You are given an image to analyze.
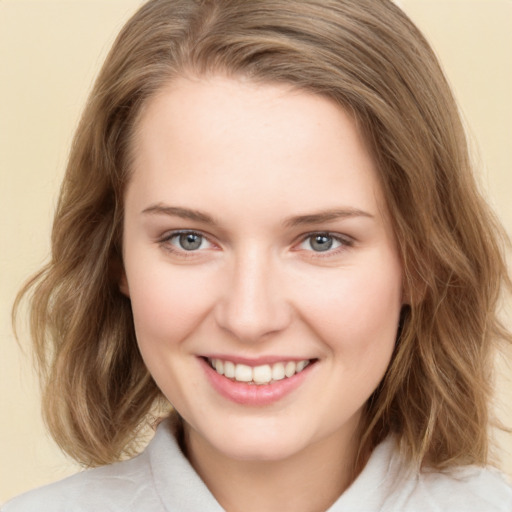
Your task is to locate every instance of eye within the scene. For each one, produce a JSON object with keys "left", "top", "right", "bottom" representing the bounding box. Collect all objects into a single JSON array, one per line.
[
  {"left": 298, "top": 233, "right": 351, "bottom": 253},
  {"left": 165, "top": 231, "right": 213, "bottom": 251}
]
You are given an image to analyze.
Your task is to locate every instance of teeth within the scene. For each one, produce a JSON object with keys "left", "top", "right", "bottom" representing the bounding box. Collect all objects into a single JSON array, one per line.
[
  {"left": 214, "top": 359, "right": 224, "bottom": 375},
  {"left": 284, "top": 361, "right": 296, "bottom": 378},
  {"left": 296, "top": 360, "right": 307, "bottom": 372},
  {"left": 253, "top": 364, "right": 272, "bottom": 384},
  {"left": 235, "top": 364, "right": 253, "bottom": 382},
  {"left": 209, "top": 358, "right": 311, "bottom": 385},
  {"left": 271, "top": 362, "right": 285, "bottom": 381},
  {"left": 224, "top": 361, "right": 235, "bottom": 378}
]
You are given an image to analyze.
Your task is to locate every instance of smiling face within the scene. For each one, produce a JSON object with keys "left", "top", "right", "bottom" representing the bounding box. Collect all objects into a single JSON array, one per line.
[{"left": 121, "top": 75, "right": 403, "bottom": 465}]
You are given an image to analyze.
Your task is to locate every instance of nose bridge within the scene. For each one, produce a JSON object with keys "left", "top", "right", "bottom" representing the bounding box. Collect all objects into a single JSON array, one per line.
[{"left": 215, "top": 245, "right": 290, "bottom": 342}]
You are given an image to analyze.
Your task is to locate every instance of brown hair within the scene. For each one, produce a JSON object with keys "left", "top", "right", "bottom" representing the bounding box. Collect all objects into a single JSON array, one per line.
[{"left": 14, "top": 0, "right": 510, "bottom": 470}]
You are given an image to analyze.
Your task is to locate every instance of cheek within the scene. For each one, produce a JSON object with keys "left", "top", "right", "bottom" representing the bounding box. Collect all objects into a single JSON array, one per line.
[
  {"left": 126, "top": 260, "right": 219, "bottom": 349},
  {"left": 297, "top": 257, "right": 403, "bottom": 356}
]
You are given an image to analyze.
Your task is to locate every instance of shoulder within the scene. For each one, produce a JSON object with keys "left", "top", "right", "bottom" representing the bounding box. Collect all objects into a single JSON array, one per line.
[
  {"left": 382, "top": 439, "right": 512, "bottom": 512},
  {"left": 337, "top": 437, "right": 512, "bottom": 512},
  {"left": 381, "top": 457, "right": 512, "bottom": 512},
  {"left": 1, "top": 449, "right": 162, "bottom": 512},
  {"left": 1, "top": 418, "right": 219, "bottom": 512},
  {"left": 408, "top": 465, "right": 512, "bottom": 512}
]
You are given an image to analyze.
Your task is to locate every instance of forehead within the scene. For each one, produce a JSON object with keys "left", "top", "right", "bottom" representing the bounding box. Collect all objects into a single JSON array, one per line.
[{"left": 128, "top": 75, "right": 388, "bottom": 224}]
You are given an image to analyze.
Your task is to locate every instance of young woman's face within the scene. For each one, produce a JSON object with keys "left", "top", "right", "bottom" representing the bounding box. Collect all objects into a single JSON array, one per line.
[{"left": 122, "top": 76, "right": 403, "bottom": 463}]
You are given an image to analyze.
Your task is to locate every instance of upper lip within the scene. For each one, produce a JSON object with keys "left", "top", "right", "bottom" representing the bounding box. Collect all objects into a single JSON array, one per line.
[{"left": 201, "top": 354, "right": 316, "bottom": 366}]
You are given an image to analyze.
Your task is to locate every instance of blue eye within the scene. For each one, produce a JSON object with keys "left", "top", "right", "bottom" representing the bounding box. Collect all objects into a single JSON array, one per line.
[
  {"left": 168, "top": 232, "right": 211, "bottom": 251},
  {"left": 310, "top": 234, "right": 335, "bottom": 252},
  {"left": 299, "top": 233, "right": 346, "bottom": 253}
]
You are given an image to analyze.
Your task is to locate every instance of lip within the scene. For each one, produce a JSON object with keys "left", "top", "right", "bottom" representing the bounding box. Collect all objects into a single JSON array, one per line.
[
  {"left": 202, "top": 353, "right": 313, "bottom": 366},
  {"left": 199, "top": 356, "right": 316, "bottom": 406}
]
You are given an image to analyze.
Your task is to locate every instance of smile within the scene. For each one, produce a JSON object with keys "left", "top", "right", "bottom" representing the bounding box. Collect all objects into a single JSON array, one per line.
[{"left": 207, "top": 358, "right": 312, "bottom": 385}]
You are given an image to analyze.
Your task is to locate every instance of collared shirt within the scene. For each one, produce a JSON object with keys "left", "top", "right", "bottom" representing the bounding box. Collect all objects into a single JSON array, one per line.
[{"left": 3, "top": 419, "right": 512, "bottom": 511}]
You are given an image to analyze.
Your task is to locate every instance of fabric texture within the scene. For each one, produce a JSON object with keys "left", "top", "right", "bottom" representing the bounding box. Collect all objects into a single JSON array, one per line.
[{"left": 3, "top": 419, "right": 512, "bottom": 511}]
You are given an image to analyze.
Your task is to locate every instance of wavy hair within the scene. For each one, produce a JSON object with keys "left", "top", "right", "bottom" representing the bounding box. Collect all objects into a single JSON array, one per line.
[{"left": 14, "top": 0, "right": 510, "bottom": 469}]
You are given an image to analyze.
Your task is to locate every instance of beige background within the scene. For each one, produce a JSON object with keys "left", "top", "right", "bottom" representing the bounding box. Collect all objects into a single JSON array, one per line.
[{"left": 1, "top": 0, "right": 511, "bottom": 503}]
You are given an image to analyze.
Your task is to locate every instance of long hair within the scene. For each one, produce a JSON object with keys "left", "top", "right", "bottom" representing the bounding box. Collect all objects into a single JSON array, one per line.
[{"left": 14, "top": 0, "right": 510, "bottom": 469}]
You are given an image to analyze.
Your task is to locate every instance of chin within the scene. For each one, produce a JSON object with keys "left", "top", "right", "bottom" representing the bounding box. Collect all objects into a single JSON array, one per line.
[
  {"left": 217, "top": 434, "right": 307, "bottom": 462},
  {"left": 189, "top": 414, "right": 313, "bottom": 463}
]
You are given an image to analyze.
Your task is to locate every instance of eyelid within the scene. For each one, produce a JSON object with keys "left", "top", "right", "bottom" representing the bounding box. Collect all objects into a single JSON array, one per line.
[
  {"left": 156, "top": 229, "right": 354, "bottom": 257},
  {"left": 158, "top": 229, "right": 218, "bottom": 254},
  {"left": 294, "top": 231, "right": 354, "bottom": 255}
]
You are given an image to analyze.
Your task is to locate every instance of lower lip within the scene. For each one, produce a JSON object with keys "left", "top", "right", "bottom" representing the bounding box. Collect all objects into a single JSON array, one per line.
[{"left": 200, "top": 358, "right": 314, "bottom": 406}]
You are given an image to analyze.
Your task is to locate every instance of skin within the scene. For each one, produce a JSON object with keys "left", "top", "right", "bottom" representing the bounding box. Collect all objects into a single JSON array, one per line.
[{"left": 121, "top": 75, "right": 404, "bottom": 512}]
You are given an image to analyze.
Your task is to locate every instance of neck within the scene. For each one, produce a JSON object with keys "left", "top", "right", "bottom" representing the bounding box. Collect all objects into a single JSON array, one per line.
[{"left": 184, "top": 423, "right": 361, "bottom": 512}]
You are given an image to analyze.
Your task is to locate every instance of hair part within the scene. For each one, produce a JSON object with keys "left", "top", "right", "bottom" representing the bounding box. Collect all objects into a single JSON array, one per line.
[{"left": 14, "top": 0, "right": 511, "bottom": 470}]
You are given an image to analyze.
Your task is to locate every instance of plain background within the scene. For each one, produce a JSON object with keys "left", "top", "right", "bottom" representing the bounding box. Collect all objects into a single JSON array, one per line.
[{"left": 1, "top": 0, "right": 511, "bottom": 503}]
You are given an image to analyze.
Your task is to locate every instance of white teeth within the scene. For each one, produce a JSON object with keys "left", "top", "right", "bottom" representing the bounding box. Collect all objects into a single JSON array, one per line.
[
  {"left": 209, "top": 358, "right": 311, "bottom": 385},
  {"left": 296, "top": 360, "right": 307, "bottom": 372},
  {"left": 214, "top": 359, "right": 224, "bottom": 375},
  {"left": 235, "top": 364, "right": 253, "bottom": 382},
  {"left": 224, "top": 361, "right": 235, "bottom": 378},
  {"left": 271, "top": 362, "right": 285, "bottom": 381},
  {"left": 284, "top": 361, "right": 296, "bottom": 378},
  {"left": 253, "top": 364, "right": 272, "bottom": 384}
]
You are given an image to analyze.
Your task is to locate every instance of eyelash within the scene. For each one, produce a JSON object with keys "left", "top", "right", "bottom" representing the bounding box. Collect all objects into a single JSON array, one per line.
[
  {"left": 158, "top": 230, "right": 354, "bottom": 258},
  {"left": 296, "top": 232, "right": 354, "bottom": 257},
  {"left": 158, "top": 230, "right": 216, "bottom": 257}
]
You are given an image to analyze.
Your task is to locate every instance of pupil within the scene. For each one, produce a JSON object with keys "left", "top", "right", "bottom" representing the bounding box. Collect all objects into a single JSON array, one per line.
[
  {"left": 179, "top": 233, "right": 202, "bottom": 250},
  {"left": 311, "top": 235, "right": 332, "bottom": 252}
]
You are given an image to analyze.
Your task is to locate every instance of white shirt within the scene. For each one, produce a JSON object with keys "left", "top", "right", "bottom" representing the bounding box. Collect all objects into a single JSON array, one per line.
[{"left": 3, "top": 419, "right": 512, "bottom": 511}]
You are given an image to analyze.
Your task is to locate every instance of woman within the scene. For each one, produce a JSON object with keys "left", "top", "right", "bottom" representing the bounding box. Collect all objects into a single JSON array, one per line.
[{"left": 5, "top": 0, "right": 512, "bottom": 510}]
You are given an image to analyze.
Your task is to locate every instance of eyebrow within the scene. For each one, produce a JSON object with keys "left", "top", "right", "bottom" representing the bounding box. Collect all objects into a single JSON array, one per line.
[
  {"left": 142, "top": 204, "right": 217, "bottom": 224},
  {"left": 142, "top": 204, "right": 373, "bottom": 227},
  {"left": 283, "top": 208, "right": 374, "bottom": 228}
]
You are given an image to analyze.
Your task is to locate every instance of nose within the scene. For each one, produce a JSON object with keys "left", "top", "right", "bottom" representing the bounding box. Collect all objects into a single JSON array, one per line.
[{"left": 214, "top": 248, "right": 292, "bottom": 343}]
